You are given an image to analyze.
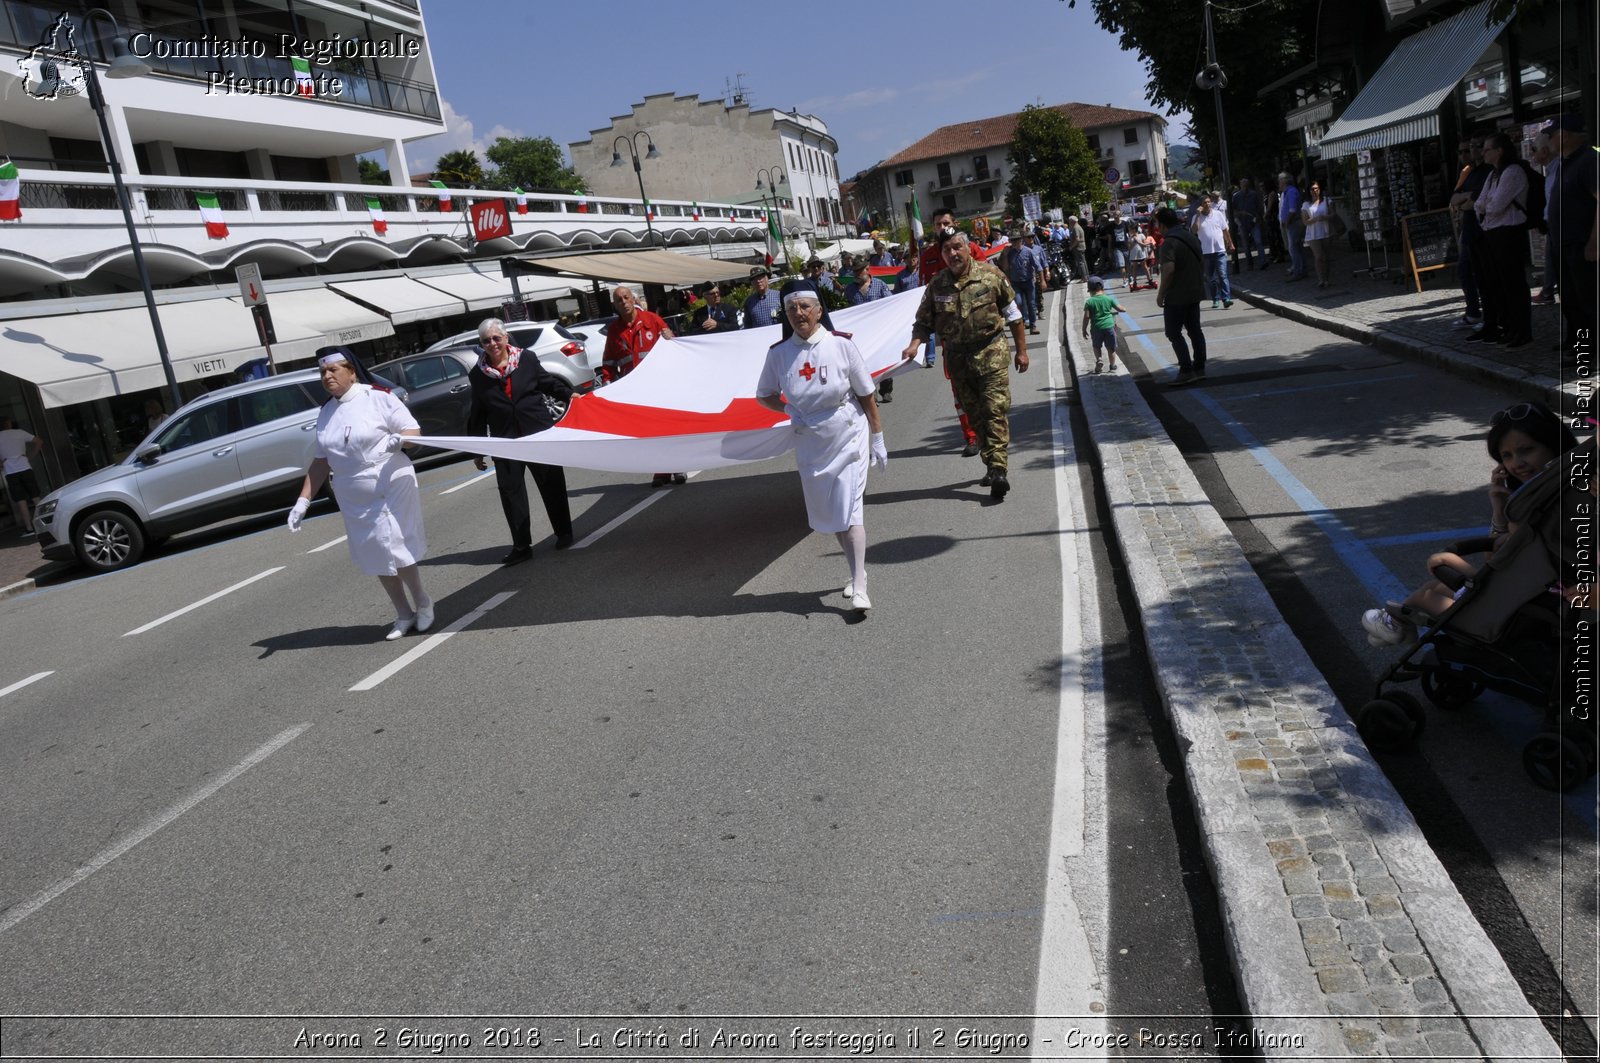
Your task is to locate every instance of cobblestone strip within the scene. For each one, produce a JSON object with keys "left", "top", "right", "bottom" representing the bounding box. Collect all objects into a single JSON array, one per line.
[{"left": 1057, "top": 287, "right": 1558, "bottom": 1060}]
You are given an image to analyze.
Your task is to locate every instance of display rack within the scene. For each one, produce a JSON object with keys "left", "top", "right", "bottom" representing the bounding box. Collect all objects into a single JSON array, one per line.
[{"left": 1354, "top": 149, "right": 1391, "bottom": 278}]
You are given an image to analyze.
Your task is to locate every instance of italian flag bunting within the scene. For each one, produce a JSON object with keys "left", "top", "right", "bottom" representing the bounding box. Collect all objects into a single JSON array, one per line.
[
  {"left": 576, "top": 194, "right": 588, "bottom": 214},
  {"left": 430, "top": 179, "right": 452, "bottom": 211},
  {"left": 644, "top": 200, "right": 654, "bottom": 221},
  {"left": 0, "top": 161, "right": 20, "bottom": 221},
  {"left": 365, "top": 196, "right": 387, "bottom": 234},
  {"left": 291, "top": 56, "right": 315, "bottom": 97},
  {"left": 195, "top": 192, "right": 228, "bottom": 238},
  {"left": 514, "top": 187, "right": 528, "bottom": 215},
  {"left": 691, "top": 201, "right": 700, "bottom": 221}
]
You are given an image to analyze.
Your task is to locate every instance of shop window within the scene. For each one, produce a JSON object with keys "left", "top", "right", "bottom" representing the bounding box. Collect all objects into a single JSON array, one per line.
[{"left": 1459, "top": 43, "right": 1511, "bottom": 121}]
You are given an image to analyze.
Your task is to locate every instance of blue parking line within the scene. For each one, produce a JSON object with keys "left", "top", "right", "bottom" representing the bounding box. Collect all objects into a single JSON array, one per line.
[{"left": 1364, "top": 527, "right": 1487, "bottom": 549}]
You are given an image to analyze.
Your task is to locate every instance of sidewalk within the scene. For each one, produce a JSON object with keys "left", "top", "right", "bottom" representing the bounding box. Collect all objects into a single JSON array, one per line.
[
  {"left": 1226, "top": 245, "right": 1574, "bottom": 408},
  {"left": 1051, "top": 287, "right": 1560, "bottom": 1060},
  {"left": 0, "top": 524, "right": 71, "bottom": 600}
]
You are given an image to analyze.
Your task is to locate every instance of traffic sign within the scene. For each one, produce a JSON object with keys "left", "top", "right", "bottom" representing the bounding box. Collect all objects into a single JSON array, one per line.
[
  {"left": 1104, "top": 167, "right": 1120, "bottom": 185},
  {"left": 236, "top": 263, "right": 266, "bottom": 306}
]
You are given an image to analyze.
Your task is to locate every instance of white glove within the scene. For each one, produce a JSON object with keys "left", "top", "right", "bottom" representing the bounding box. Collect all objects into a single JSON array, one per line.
[
  {"left": 869, "top": 432, "right": 888, "bottom": 471},
  {"left": 383, "top": 433, "right": 406, "bottom": 454},
  {"left": 287, "top": 496, "right": 310, "bottom": 533}
]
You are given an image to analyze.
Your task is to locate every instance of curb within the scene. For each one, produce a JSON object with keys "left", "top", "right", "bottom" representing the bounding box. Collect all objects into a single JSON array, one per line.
[
  {"left": 1053, "top": 286, "right": 1559, "bottom": 1060},
  {"left": 1232, "top": 287, "right": 1567, "bottom": 408},
  {"left": 0, "top": 576, "right": 38, "bottom": 601}
]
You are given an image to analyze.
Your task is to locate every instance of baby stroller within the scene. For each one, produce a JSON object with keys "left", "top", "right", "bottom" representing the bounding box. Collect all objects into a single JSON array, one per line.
[{"left": 1355, "top": 440, "right": 1597, "bottom": 792}]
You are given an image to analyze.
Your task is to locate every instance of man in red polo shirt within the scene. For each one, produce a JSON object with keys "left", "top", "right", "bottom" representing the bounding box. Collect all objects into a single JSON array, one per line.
[{"left": 601, "top": 286, "right": 684, "bottom": 487}]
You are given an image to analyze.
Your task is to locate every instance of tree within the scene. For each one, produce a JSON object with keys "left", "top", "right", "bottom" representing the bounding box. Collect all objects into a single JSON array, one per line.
[
  {"left": 482, "top": 136, "right": 585, "bottom": 194},
  {"left": 1005, "top": 104, "right": 1108, "bottom": 220},
  {"left": 433, "top": 149, "right": 483, "bottom": 187},
  {"left": 357, "top": 157, "right": 390, "bottom": 185}
]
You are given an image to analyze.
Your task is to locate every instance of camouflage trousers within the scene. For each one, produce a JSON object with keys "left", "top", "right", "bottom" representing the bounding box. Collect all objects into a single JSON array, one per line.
[{"left": 946, "top": 338, "right": 1012, "bottom": 471}]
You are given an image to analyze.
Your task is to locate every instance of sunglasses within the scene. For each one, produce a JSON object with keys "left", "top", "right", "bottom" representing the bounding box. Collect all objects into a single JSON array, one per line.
[{"left": 1491, "top": 402, "right": 1537, "bottom": 426}]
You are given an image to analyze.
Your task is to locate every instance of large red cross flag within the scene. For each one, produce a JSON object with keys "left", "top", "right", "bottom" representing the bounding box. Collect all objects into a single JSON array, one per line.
[
  {"left": 470, "top": 200, "right": 512, "bottom": 241},
  {"left": 414, "top": 288, "right": 923, "bottom": 473}
]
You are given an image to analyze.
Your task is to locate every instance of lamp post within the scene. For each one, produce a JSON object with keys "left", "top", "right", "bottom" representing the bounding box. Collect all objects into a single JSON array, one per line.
[
  {"left": 610, "top": 130, "right": 660, "bottom": 247},
  {"left": 755, "top": 166, "right": 784, "bottom": 264},
  {"left": 1199, "top": 0, "right": 1233, "bottom": 195},
  {"left": 74, "top": 8, "right": 182, "bottom": 413}
]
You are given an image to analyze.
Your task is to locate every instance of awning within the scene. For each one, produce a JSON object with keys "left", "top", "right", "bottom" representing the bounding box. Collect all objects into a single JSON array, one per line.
[
  {"left": 508, "top": 248, "right": 759, "bottom": 287},
  {"left": 813, "top": 238, "right": 878, "bottom": 263},
  {"left": 0, "top": 299, "right": 326, "bottom": 408},
  {"left": 327, "top": 277, "right": 466, "bottom": 325},
  {"left": 230, "top": 287, "right": 395, "bottom": 348},
  {"left": 413, "top": 269, "right": 576, "bottom": 310},
  {"left": 1319, "top": 0, "right": 1509, "bottom": 159}
]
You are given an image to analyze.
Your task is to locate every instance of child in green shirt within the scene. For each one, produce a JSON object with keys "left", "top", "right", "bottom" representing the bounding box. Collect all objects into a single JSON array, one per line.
[{"left": 1080, "top": 276, "right": 1126, "bottom": 373}]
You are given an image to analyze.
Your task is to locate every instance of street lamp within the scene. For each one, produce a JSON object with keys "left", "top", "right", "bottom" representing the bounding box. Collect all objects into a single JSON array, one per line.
[
  {"left": 1197, "top": 0, "right": 1232, "bottom": 194},
  {"left": 754, "top": 167, "right": 784, "bottom": 262},
  {"left": 610, "top": 130, "right": 660, "bottom": 247},
  {"left": 74, "top": 8, "right": 183, "bottom": 412}
]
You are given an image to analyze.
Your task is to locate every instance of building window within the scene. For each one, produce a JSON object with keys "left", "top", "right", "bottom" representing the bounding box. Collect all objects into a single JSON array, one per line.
[
  {"left": 937, "top": 161, "right": 952, "bottom": 187},
  {"left": 895, "top": 169, "right": 914, "bottom": 187},
  {"left": 1086, "top": 134, "right": 1100, "bottom": 154},
  {"left": 942, "top": 194, "right": 957, "bottom": 212},
  {"left": 979, "top": 187, "right": 994, "bottom": 204},
  {"left": 973, "top": 154, "right": 989, "bottom": 179},
  {"left": 1123, "top": 126, "right": 1139, "bottom": 145},
  {"left": 1129, "top": 159, "right": 1149, "bottom": 180}
]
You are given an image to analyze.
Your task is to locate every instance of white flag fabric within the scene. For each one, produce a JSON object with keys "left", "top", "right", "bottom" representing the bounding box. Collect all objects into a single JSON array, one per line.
[{"left": 415, "top": 287, "right": 924, "bottom": 473}]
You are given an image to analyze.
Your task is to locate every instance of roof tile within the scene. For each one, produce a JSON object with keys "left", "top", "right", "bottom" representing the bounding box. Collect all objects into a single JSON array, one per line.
[{"left": 881, "top": 102, "right": 1165, "bottom": 168}]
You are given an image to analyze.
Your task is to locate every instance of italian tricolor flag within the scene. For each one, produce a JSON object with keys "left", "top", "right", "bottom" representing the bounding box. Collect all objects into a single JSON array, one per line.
[
  {"left": 644, "top": 200, "right": 654, "bottom": 221},
  {"left": 195, "top": 192, "right": 228, "bottom": 238},
  {"left": 430, "top": 179, "right": 451, "bottom": 211},
  {"left": 691, "top": 201, "right": 700, "bottom": 221},
  {"left": 0, "top": 161, "right": 19, "bottom": 221},
  {"left": 365, "top": 196, "right": 387, "bottom": 234},
  {"left": 576, "top": 195, "right": 588, "bottom": 214},
  {"left": 908, "top": 189, "right": 924, "bottom": 242},
  {"left": 514, "top": 187, "right": 528, "bottom": 215},
  {"left": 291, "top": 56, "right": 314, "bottom": 97},
  {"left": 766, "top": 209, "right": 781, "bottom": 246}
]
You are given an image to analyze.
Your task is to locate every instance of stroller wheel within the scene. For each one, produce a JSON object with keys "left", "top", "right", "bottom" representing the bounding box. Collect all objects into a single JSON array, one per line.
[
  {"left": 1356, "top": 697, "right": 1425, "bottom": 753},
  {"left": 1421, "top": 670, "right": 1484, "bottom": 711},
  {"left": 1522, "top": 734, "right": 1590, "bottom": 793}
]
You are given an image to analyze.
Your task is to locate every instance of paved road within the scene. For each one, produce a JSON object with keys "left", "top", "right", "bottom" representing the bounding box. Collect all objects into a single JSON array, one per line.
[
  {"left": 0, "top": 307, "right": 1244, "bottom": 1058},
  {"left": 1103, "top": 279, "right": 1598, "bottom": 1053}
]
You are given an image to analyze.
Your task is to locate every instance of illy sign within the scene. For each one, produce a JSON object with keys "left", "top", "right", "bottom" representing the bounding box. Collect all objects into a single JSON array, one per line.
[{"left": 471, "top": 200, "right": 512, "bottom": 241}]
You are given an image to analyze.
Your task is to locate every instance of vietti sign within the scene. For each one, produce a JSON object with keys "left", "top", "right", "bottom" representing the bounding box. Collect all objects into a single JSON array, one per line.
[{"left": 470, "top": 200, "right": 512, "bottom": 242}]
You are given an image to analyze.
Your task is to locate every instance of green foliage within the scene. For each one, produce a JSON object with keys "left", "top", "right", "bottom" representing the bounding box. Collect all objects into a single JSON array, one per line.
[
  {"left": 482, "top": 136, "right": 585, "bottom": 194},
  {"left": 357, "top": 157, "right": 390, "bottom": 185},
  {"left": 1004, "top": 104, "right": 1109, "bottom": 220},
  {"left": 433, "top": 149, "right": 484, "bottom": 187}
]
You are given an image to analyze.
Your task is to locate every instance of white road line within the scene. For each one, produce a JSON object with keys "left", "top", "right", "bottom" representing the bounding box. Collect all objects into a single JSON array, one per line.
[
  {"left": 306, "top": 535, "right": 348, "bottom": 553},
  {"left": 349, "top": 591, "right": 515, "bottom": 691},
  {"left": 0, "top": 723, "right": 311, "bottom": 936},
  {"left": 121, "top": 567, "right": 285, "bottom": 637},
  {"left": 440, "top": 469, "right": 495, "bottom": 495},
  {"left": 570, "top": 472, "right": 700, "bottom": 549},
  {"left": 1035, "top": 291, "right": 1108, "bottom": 1055},
  {"left": 0, "top": 671, "right": 54, "bottom": 699}
]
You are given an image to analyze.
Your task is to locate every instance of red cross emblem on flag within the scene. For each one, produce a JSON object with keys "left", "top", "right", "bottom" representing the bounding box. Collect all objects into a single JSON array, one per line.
[{"left": 798, "top": 361, "right": 816, "bottom": 381}]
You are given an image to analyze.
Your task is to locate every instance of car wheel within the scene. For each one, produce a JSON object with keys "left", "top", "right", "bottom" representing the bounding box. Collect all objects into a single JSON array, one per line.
[{"left": 74, "top": 509, "right": 146, "bottom": 572}]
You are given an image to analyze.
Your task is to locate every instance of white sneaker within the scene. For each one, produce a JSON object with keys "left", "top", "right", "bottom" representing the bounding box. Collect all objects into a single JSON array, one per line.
[
  {"left": 850, "top": 590, "right": 872, "bottom": 612},
  {"left": 1360, "top": 608, "right": 1411, "bottom": 647},
  {"left": 385, "top": 615, "right": 416, "bottom": 641},
  {"left": 842, "top": 581, "right": 854, "bottom": 599},
  {"left": 414, "top": 605, "right": 435, "bottom": 633}
]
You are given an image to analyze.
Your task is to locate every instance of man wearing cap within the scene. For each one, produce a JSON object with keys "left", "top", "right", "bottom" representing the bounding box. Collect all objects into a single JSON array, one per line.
[
  {"left": 900, "top": 231, "right": 1029, "bottom": 500},
  {"left": 743, "top": 267, "right": 783, "bottom": 329},
  {"left": 1547, "top": 113, "right": 1598, "bottom": 361},
  {"left": 1007, "top": 229, "right": 1046, "bottom": 335},
  {"left": 806, "top": 258, "right": 838, "bottom": 293},
  {"left": 693, "top": 285, "right": 738, "bottom": 332}
]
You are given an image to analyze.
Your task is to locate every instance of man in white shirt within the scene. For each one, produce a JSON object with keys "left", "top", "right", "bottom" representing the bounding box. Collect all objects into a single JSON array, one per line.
[
  {"left": 0, "top": 417, "right": 44, "bottom": 536},
  {"left": 1191, "top": 197, "right": 1235, "bottom": 309}
]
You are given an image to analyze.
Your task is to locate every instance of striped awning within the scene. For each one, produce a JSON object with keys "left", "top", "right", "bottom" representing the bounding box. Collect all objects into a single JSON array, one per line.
[{"left": 1319, "top": 0, "right": 1510, "bottom": 159}]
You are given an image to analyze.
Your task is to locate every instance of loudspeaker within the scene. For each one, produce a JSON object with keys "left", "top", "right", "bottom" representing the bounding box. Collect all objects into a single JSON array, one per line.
[{"left": 1195, "top": 63, "right": 1228, "bottom": 91}]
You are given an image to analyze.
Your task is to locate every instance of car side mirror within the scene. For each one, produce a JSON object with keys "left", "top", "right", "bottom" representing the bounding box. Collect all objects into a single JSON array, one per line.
[{"left": 135, "top": 445, "right": 162, "bottom": 465}]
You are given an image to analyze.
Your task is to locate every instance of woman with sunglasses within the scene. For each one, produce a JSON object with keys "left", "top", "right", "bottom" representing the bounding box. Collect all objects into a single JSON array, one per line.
[
  {"left": 1468, "top": 132, "right": 1534, "bottom": 349},
  {"left": 1362, "top": 402, "right": 1577, "bottom": 645}
]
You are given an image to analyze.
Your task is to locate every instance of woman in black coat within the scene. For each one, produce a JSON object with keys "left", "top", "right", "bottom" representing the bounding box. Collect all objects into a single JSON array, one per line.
[{"left": 466, "top": 318, "right": 574, "bottom": 564}]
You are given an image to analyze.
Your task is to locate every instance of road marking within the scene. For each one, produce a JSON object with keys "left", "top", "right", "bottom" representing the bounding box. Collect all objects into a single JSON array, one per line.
[
  {"left": 122, "top": 567, "right": 286, "bottom": 637},
  {"left": 0, "top": 671, "right": 53, "bottom": 699},
  {"left": 1365, "top": 526, "right": 1486, "bottom": 549},
  {"left": 1035, "top": 291, "right": 1108, "bottom": 1055},
  {"left": 570, "top": 473, "right": 700, "bottom": 549},
  {"left": 0, "top": 723, "right": 311, "bottom": 936},
  {"left": 349, "top": 591, "right": 516, "bottom": 691},
  {"left": 306, "top": 535, "right": 348, "bottom": 553},
  {"left": 440, "top": 469, "right": 495, "bottom": 495}
]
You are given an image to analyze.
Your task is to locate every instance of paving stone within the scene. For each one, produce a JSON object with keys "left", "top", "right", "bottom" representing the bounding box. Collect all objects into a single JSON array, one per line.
[
  {"left": 1413, "top": 977, "right": 1449, "bottom": 1004},
  {"left": 1390, "top": 953, "right": 1434, "bottom": 978},
  {"left": 1317, "top": 966, "right": 1368, "bottom": 993},
  {"left": 1299, "top": 917, "right": 1339, "bottom": 945},
  {"left": 1340, "top": 921, "right": 1382, "bottom": 945},
  {"left": 1306, "top": 942, "right": 1350, "bottom": 967},
  {"left": 1365, "top": 894, "right": 1403, "bottom": 917},
  {"left": 1328, "top": 900, "right": 1366, "bottom": 920},
  {"left": 1290, "top": 894, "right": 1329, "bottom": 919},
  {"left": 1340, "top": 1024, "right": 1382, "bottom": 1055},
  {"left": 1423, "top": 1031, "right": 1483, "bottom": 1059},
  {"left": 1383, "top": 933, "right": 1425, "bottom": 955}
]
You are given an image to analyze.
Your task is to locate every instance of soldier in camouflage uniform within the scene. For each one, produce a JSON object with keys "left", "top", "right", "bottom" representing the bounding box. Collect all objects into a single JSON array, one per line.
[{"left": 901, "top": 231, "right": 1030, "bottom": 500}]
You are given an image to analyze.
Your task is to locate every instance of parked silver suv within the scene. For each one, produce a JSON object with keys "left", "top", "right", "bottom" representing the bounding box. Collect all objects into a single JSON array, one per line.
[{"left": 34, "top": 369, "right": 407, "bottom": 572}]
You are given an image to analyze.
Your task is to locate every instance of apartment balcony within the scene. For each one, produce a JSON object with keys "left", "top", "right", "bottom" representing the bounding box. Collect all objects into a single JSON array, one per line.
[{"left": 0, "top": 169, "right": 770, "bottom": 299}]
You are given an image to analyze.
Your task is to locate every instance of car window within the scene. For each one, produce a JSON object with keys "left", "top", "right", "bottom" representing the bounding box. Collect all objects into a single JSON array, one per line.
[
  {"left": 509, "top": 326, "right": 544, "bottom": 347},
  {"left": 238, "top": 382, "right": 319, "bottom": 428},
  {"left": 438, "top": 356, "right": 469, "bottom": 380},
  {"left": 403, "top": 356, "right": 448, "bottom": 389},
  {"left": 554, "top": 324, "right": 578, "bottom": 341},
  {"left": 151, "top": 401, "right": 236, "bottom": 452}
]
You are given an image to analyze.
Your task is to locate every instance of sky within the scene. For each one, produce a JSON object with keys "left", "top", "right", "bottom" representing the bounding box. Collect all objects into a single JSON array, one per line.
[{"left": 405, "top": 0, "right": 1194, "bottom": 181}]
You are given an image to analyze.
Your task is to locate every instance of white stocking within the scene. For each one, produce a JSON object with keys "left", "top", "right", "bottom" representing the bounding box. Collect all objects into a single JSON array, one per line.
[
  {"left": 377, "top": 574, "right": 413, "bottom": 619},
  {"left": 835, "top": 525, "right": 867, "bottom": 596},
  {"left": 397, "top": 565, "right": 432, "bottom": 611}
]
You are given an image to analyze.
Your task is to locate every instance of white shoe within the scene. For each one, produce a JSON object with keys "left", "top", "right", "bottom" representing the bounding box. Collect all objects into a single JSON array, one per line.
[
  {"left": 850, "top": 590, "right": 872, "bottom": 612},
  {"left": 385, "top": 615, "right": 415, "bottom": 641},
  {"left": 843, "top": 581, "right": 854, "bottom": 598},
  {"left": 414, "top": 605, "right": 435, "bottom": 633}
]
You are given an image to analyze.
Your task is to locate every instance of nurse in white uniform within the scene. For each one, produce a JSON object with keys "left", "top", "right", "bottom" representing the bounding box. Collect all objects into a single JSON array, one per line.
[
  {"left": 755, "top": 281, "right": 888, "bottom": 612},
  {"left": 287, "top": 347, "right": 435, "bottom": 640}
]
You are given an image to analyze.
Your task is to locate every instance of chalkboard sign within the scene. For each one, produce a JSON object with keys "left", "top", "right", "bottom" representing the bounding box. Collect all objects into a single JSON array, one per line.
[{"left": 1401, "top": 209, "right": 1456, "bottom": 292}]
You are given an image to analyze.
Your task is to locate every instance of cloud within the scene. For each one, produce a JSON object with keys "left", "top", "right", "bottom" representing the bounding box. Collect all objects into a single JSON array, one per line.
[
  {"left": 797, "top": 86, "right": 900, "bottom": 114},
  {"left": 406, "top": 97, "right": 523, "bottom": 171},
  {"left": 924, "top": 71, "right": 991, "bottom": 101}
]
